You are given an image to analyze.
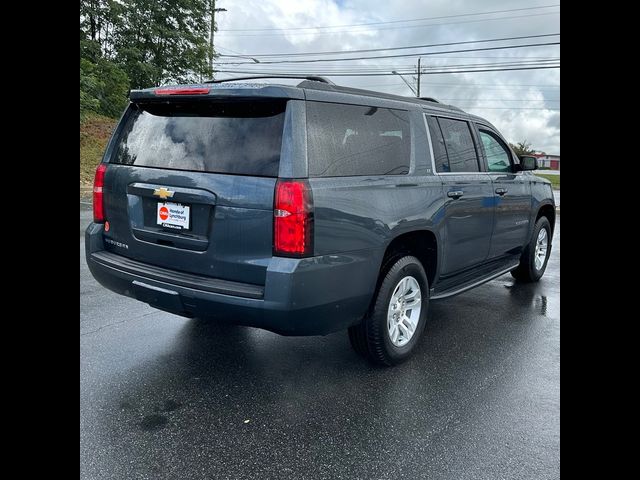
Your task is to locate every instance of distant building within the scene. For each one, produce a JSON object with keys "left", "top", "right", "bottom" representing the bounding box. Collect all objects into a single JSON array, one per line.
[{"left": 533, "top": 153, "right": 560, "bottom": 170}]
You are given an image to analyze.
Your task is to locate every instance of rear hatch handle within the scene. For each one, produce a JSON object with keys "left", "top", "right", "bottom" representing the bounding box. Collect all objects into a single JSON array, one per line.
[{"left": 127, "top": 183, "right": 217, "bottom": 206}]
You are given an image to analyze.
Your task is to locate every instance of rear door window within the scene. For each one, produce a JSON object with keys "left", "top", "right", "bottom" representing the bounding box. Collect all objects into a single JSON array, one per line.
[
  {"left": 112, "top": 101, "right": 287, "bottom": 177},
  {"left": 426, "top": 115, "right": 449, "bottom": 173},
  {"left": 435, "top": 117, "right": 480, "bottom": 173},
  {"left": 306, "top": 102, "right": 411, "bottom": 177}
]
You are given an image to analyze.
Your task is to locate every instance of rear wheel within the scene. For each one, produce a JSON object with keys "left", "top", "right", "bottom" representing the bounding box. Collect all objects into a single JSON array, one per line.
[
  {"left": 511, "top": 216, "right": 552, "bottom": 282},
  {"left": 348, "top": 255, "right": 429, "bottom": 366}
]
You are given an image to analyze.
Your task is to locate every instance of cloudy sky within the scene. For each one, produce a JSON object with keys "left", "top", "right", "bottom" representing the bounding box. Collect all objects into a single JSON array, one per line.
[{"left": 212, "top": 0, "right": 560, "bottom": 154}]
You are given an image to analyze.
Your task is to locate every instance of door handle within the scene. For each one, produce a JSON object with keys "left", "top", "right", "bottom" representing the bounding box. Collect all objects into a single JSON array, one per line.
[
  {"left": 495, "top": 188, "right": 508, "bottom": 196},
  {"left": 447, "top": 190, "right": 464, "bottom": 199}
]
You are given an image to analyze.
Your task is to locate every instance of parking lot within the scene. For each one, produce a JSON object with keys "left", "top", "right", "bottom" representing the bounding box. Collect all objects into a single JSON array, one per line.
[{"left": 80, "top": 204, "right": 559, "bottom": 480}]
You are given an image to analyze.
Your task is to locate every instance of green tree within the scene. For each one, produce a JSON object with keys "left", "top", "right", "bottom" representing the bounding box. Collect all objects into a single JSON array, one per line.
[
  {"left": 81, "top": 1, "right": 129, "bottom": 118},
  {"left": 80, "top": 0, "right": 122, "bottom": 59},
  {"left": 114, "top": 0, "right": 212, "bottom": 88},
  {"left": 80, "top": 57, "right": 129, "bottom": 119},
  {"left": 80, "top": 0, "right": 213, "bottom": 117},
  {"left": 509, "top": 140, "right": 536, "bottom": 156},
  {"left": 80, "top": 61, "right": 101, "bottom": 116}
]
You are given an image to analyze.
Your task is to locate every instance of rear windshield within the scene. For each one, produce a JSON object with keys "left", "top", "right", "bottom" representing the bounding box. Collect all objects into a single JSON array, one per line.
[{"left": 112, "top": 100, "right": 287, "bottom": 177}]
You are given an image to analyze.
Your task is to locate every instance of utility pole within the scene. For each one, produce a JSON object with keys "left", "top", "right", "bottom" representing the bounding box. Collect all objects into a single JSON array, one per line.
[
  {"left": 417, "top": 58, "right": 421, "bottom": 97},
  {"left": 209, "top": 0, "right": 227, "bottom": 75}
]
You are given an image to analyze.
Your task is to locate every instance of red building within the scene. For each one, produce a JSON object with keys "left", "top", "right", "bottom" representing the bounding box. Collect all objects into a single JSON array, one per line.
[{"left": 533, "top": 153, "right": 560, "bottom": 170}]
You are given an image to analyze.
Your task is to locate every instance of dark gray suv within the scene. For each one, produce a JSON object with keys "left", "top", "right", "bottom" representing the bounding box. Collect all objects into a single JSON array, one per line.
[{"left": 85, "top": 76, "right": 555, "bottom": 365}]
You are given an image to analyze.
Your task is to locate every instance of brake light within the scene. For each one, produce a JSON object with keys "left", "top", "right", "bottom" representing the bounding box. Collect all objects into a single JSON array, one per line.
[
  {"left": 154, "top": 87, "right": 210, "bottom": 95},
  {"left": 274, "top": 179, "right": 313, "bottom": 256},
  {"left": 93, "top": 163, "right": 107, "bottom": 223}
]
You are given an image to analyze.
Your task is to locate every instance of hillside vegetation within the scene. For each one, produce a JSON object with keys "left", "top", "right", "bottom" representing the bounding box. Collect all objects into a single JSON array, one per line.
[{"left": 80, "top": 114, "right": 117, "bottom": 187}]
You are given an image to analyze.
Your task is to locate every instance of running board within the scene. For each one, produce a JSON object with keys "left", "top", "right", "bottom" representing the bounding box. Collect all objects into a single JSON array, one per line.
[{"left": 430, "top": 262, "right": 519, "bottom": 300}]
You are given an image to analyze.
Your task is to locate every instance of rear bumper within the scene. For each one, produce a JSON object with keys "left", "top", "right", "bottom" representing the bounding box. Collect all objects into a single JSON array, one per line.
[{"left": 85, "top": 223, "right": 379, "bottom": 336}]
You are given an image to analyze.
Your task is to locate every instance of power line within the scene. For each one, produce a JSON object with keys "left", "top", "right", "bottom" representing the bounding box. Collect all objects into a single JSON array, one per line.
[
  {"left": 216, "top": 58, "right": 561, "bottom": 72},
  {"left": 397, "top": 84, "right": 561, "bottom": 89},
  {"left": 212, "top": 74, "right": 560, "bottom": 89},
  {"left": 350, "top": 81, "right": 561, "bottom": 88},
  {"left": 215, "top": 45, "right": 246, "bottom": 57},
  {"left": 218, "top": 42, "right": 559, "bottom": 65},
  {"left": 219, "top": 54, "right": 560, "bottom": 63},
  {"left": 216, "top": 12, "right": 559, "bottom": 37},
  {"left": 359, "top": 83, "right": 560, "bottom": 90},
  {"left": 212, "top": 75, "right": 559, "bottom": 89},
  {"left": 418, "top": 59, "right": 560, "bottom": 70},
  {"left": 215, "top": 65, "right": 560, "bottom": 76},
  {"left": 218, "top": 59, "right": 560, "bottom": 75},
  {"left": 219, "top": 33, "right": 559, "bottom": 59},
  {"left": 218, "top": 4, "right": 559, "bottom": 32}
]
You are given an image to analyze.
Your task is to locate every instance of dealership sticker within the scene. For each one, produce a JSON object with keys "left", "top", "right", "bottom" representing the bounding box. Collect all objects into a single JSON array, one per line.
[{"left": 157, "top": 202, "right": 190, "bottom": 230}]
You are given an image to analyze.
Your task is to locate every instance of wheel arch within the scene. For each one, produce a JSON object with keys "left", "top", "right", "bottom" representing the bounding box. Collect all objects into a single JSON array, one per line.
[
  {"left": 378, "top": 229, "right": 440, "bottom": 288},
  {"left": 536, "top": 202, "right": 556, "bottom": 237}
]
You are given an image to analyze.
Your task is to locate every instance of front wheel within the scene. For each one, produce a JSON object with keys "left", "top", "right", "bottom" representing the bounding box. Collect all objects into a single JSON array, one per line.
[
  {"left": 348, "top": 255, "right": 429, "bottom": 366},
  {"left": 511, "top": 216, "right": 552, "bottom": 282}
]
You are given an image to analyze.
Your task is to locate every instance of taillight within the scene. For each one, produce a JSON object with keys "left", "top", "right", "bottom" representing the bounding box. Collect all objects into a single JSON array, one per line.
[
  {"left": 93, "top": 163, "right": 107, "bottom": 223},
  {"left": 274, "top": 179, "right": 313, "bottom": 257}
]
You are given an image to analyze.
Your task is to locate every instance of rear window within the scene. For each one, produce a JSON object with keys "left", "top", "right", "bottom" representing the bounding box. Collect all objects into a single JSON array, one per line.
[
  {"left": 306, "top": 102, "right": 411, "bottom": 177},
  {"left": 112, "top": 101, "right": 287, "bottom": 177}
]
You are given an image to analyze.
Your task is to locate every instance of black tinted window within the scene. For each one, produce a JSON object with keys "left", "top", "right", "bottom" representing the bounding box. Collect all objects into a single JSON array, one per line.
[
  {"left": 479, "top": 130, "right": 512, "bottom": 172},
  {"left": 112, "top": 101, "right": 286, "bottom": 177},
  {"left": 437, "top": 118, "right": 479, "bottom": 173},
  {"left": 307, "top": 102, "right": 411, "bottom": 177},
  {"left": 426, "top": 115, "right": 449, "bottom": 173}
]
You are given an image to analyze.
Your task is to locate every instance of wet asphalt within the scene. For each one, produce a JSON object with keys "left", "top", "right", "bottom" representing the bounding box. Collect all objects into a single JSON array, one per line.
[{"left": 80, "top": 203, "right": 559, "bottom": 480}]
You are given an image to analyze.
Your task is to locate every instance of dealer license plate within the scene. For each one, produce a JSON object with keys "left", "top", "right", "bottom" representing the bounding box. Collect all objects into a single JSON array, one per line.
[{"left": 157, "top": 202, "right": 190, "bottom": 230}]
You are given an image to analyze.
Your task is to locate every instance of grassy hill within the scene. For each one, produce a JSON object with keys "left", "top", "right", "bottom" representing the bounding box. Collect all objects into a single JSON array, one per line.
[
  {"left": 535, "top": 173, "right": 560, "bottom": 189},
  {"left": 80, "top": 114, "right": 117, "bottom": 188}
]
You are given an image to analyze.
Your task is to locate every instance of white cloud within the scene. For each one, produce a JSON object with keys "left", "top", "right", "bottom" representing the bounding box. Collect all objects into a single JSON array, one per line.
[{"left": 214, "top": 0, "right": 560, "bottom": 153}]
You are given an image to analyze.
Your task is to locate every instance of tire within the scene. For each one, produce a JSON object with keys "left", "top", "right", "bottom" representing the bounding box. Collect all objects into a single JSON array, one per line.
[
  {"left": 348, "top": 255, "right": 429, "bottom": 366},
  {"left": 511, "top": 216, "right": 552, "bottom": 282}
]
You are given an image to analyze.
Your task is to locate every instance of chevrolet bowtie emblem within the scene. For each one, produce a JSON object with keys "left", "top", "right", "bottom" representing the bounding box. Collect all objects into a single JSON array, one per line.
[{"left": 153, "top": 187, "right": 174, "bottom": 200}]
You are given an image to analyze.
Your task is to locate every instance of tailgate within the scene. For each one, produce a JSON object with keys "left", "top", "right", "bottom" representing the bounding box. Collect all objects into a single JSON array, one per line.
[{"left": 100, "top": 99, "right": 287, "bottom": 286}]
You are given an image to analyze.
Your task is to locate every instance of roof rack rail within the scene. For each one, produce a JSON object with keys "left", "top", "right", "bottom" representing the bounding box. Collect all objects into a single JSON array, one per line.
[
  {"left": 205, "top": 75, "right": 335, "bottom": 85},
  {"left": 418, "top": 97, "right": 440, "bottom": 103}
]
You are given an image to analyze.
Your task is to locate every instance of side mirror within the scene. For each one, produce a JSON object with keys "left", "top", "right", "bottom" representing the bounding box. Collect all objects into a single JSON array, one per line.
[{"left": 519, "top": 155, "right": 538, "bottom": 171}]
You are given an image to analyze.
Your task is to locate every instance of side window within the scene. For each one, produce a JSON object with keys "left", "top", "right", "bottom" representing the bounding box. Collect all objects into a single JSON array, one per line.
[
  {"left": 478, "top": 129, "right": 512, "bottom": 173},
  {"left": 426, "top": 115, "right": 449, "bottom": 172},
  {"left": 437, "top": 117, "right": 480, "bottom": 173},
  {"left": 306, "top": 102, "right": 411, "bottom": 177}
]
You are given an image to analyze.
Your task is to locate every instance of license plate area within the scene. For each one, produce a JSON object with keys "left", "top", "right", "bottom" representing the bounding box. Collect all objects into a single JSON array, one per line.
[
  {"left": 157, "top": 202, "right": 191, "bottom": 231},
  {"left": 126, "top": 183, "right": 215, "bottom": 251}
]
